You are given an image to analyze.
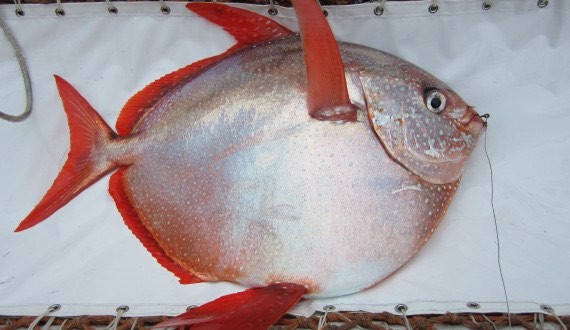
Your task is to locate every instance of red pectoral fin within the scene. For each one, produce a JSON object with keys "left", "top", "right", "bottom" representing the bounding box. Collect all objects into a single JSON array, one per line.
[
  {"left": 154, "top": 283, "right": 306, "bottom": 330},
  {"left": 292, "top": 0, "right": 357, "bottom": 122}
]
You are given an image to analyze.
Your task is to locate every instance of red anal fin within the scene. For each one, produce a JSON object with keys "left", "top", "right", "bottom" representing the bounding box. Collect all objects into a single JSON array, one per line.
[
  {"left": 109, "top": 168, "right": 203, "bottom": 284},
  {"left": 116, "top": 4, "right": 293, "bottom": 137},
  {"left": 16, "top": 76, "right": 118, "bottom": 232},
  {"left": 154, "top": 283, "right": 306, "bottom": 329},
  {"left": 187, "top": 3, "right": 293, "bottom": 48},
  {"left": 292, "top": 0, "right": 357, "bottom": 122}
]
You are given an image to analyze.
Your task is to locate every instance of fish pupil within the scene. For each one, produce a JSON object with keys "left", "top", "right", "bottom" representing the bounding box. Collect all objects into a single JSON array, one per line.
[{"left": 430, "top": 97, "right": 442, "bottom": 109}]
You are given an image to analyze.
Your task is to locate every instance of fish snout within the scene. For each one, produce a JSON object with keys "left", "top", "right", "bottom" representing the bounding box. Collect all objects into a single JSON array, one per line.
[{"left": 457, "top": 106, "right": 487, "bottom": 128}]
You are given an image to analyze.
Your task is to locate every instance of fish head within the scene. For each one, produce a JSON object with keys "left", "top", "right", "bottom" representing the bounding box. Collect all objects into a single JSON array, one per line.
[{"left": 358, "top": 60, "right": 485, "bottom": 184}]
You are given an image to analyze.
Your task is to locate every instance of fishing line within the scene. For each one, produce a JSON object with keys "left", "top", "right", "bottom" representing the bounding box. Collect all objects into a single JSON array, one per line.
[
  {"left": 0, "top": 14, "right": 32, "bottom": 122},
  {"left": 481, "top": 116, "right": 512, "bottom": 329}
]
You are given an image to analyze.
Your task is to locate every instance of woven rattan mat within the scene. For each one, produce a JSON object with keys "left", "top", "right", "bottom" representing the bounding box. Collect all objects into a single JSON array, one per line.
[{"left": 2, "top": 313, "right": 570, "bottom": 330}]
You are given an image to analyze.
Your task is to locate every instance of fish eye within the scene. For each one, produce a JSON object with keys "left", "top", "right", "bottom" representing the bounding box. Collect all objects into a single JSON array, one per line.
[{"left": 425, "top": 89, "right": 446, "bottom": 114}]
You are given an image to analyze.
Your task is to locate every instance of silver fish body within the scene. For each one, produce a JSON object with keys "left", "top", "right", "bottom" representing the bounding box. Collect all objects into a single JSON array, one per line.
[{"left": 105, "top": 34, "right": 483, "bottom": 298}]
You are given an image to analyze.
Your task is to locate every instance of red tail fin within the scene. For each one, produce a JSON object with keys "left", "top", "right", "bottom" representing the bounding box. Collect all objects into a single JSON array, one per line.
[
  {"left": 154, "top": 283, "right": 306, "bottom": 330},
  {"left": 15, "top": 76, "right": 118, "bottom": 232}
]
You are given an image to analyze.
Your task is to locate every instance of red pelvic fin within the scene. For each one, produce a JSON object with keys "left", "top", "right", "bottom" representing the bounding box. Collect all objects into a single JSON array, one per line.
[
  {"left": 15, "top": 76, "right": 119, "bottom": 232},
  {"left": 292, "top": 0, "right": 357, "bottom": 122},
  {"left": 109, "top": 169, "right": 203, "bottom": 284},
  {"left": 154, "top": 283, "right": 306, "bottom": 329},
  {"left": 187, "top": 3, "right": 293, "bottom": 48}
]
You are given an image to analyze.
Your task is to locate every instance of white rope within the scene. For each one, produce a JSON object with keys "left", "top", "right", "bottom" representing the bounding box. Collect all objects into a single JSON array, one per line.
[
  {"left": 482, "top": 314, "right": 498, "bottom": 330},
  {"left": 129, "top": 317, "right": 138, "bottom": 330},
  {"left": 553, "top": 314, "right": 568, "bottom": 330},
  {"left": 105, "top": 306, "right": 129, "bottom": 330},
  {"left": 469, "top": 314, "right": 479, "bottom": 324},
  {"left": 400, "top": 310, "right": 412, "bottom": 330},
  {"left": 317, "top": 305, "right": 335, "bottom": 330},
  {"left": 27, "top": 305, "right": 60, "bottom": 330},
  {"left": 541, "top": 306, "right": 568, "bottom": 330},
  {"left": 41, "top": 316, "right": 56, "bottom": 330},
  {"left": 337, "top": 313, "right": 364, "bottom": 330},
  {"left": 0, "top": 14, "right": 32, "bottom": 122},
  {"left": 57, "top": 319, "right": 68, "bottom": 330},
  {"left": 535, "top": 313, "right": 545, "bottom": 330}
]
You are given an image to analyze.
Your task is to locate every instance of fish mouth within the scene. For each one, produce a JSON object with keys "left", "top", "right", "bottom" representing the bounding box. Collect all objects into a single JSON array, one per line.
[{"left": 456, "top": 106, "right": 486, "bottom": 131}]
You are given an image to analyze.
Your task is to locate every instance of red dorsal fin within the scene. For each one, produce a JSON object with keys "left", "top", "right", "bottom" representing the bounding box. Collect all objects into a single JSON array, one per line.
[
  {"left": 292, "top": 0, "right": 357, "bottom": 122},
  {"left": 116, "top": 55, "right": 230, "bottom": 136},
  {"left": 16, "top": 76, "right": 118, "bottom": 232},
  {"left": 154, "top": 283, "right": 306, "bottom": 329},
  {"left": 116, "top": 3, "right": 293, "bottom": 136},
  {"left": 108, "top": 168, "right": 203, "bottom": 284},
  {"left": 187, "top": 3, "right": 293, "bottom": 48}
]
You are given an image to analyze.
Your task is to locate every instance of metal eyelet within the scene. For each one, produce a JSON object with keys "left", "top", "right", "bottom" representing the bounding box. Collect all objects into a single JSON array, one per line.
[
  {"left": 108, "top": 6, "right": 118, "bottom": 14},
  {"left": 116, "top": 305, "right": 129, "bottom": 313},
  {"left": 161, "top": 5, "right": 170, "bottom": 15},
  {"left": 374, "top": 6, "right": 384, "bottom": 16},
  {"left": 15, "top": 8, "right": 25, "bottom": 16},
  {"left": 322, "top": 9, "right": 328, "bottom": 17},
  {"left": 323, "top": 305, "right": 336, "bottom": 312},
  {"left": 482, "top": 2, "right": 491, "bottom": 10},
  {"left": 428, "top": 4, "right": 438, "bottom": 13},
  {"left": 48, "top": 304, "right": 62, "bottom": 313},
  {"left": 395, "top": 304, "right": 408, "bottom": 313},
  {"left": 540, "top": 305, "right": 553, "bottom": 313},
  {"left": 467, "top": 302, "right": 481, "bottom": 309},
  {"left": 537, "top": 0, "right": 548, "bottom": 8},
  {"left": 55, "top": 7, "right": 65, "bottom": 16}
]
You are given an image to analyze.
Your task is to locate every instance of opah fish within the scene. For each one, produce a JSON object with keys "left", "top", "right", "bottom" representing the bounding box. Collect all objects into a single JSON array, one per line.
[{"left": 15, "top": 1, "right": 485, "bottom": 328}]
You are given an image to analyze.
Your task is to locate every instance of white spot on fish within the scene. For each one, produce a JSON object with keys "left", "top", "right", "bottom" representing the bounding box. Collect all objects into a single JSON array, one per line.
[
  {"left": 461, "top": 132, "right": 475, "bottom": 145},
  {"left": 391, "top": 184, "right": 422, "bottom": 194},
  {"left": 424, "top": 138, "right": 443, "bottom": 158},
  {"left": 373, "top": 110, "right": 400, "bottom": 127},
  {"left": 449, "top": 108, "right": 465, "bottom": 119}
]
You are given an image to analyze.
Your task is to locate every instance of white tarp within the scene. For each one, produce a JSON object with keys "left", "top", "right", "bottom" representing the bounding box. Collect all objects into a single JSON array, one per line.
[{"left": 1, "top": 0, "right": 569, "bottom": 318}]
